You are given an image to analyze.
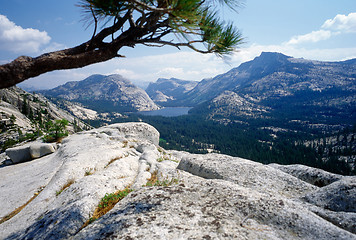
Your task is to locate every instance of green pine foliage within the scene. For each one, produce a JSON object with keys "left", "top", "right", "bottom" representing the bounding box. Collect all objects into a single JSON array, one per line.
[
  {"left": 43, "top": 119, "right": 69, "bottom": 143},
  {"left": 104, "top": 113, "right": 355, "bottom": 176},
  {"left": 78, "top": 0, "right": 244, "bottom": 56}
]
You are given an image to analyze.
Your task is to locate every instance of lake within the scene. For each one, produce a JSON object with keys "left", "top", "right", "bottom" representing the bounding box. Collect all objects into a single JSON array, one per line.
[{"left": 137, "top": 107, "right": 192, "bottom": 117}]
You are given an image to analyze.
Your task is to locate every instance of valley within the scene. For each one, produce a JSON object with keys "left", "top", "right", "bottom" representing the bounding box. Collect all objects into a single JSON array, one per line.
[{"left": 3, "top": 52, "right": 355, "bottom": 175}]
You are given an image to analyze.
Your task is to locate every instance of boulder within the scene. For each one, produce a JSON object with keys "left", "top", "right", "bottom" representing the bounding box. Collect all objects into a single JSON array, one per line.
[
  {"left": 5, "top": 143, "right": 57, "bottom": 164},
  {"left": 5, "top": 145, "right": 31, "bottom": 164},
  {"left": 89, "top": 122, "right": 160, "bottom": 146},
  {"left": 29, "top": 143, "right": 56, "bottom": 159}
]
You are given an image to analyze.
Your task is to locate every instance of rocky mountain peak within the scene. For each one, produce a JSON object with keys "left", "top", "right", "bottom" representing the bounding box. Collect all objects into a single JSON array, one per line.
[
  {"left": 41, "top": 74, "right": 159, "bottom": 112},
  {"left": 146, "top": 77, "right": 198, "bottom": 105},
  {"left": 237, "top": 52, "right": 296, "bottom": 77}
]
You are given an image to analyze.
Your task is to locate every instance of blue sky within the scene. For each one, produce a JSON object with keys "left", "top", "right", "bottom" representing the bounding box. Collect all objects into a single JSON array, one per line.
[{"left": 1, "top": 0, "right": 356, "bottom": 89}]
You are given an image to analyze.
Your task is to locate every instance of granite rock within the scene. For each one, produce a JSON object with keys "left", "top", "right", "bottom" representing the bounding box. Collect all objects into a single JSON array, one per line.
[
  {"left": 5, "top": 145, "right": 31, "bottom": 164},
  {"left": 269, "top": 163, "right": 343, "bottom": 187},
  {"left": 0, "top": 123, "right": 355, "bottom": 240},
  {"left": 29, "top": 143, "right": 56, "bottom": 159}
]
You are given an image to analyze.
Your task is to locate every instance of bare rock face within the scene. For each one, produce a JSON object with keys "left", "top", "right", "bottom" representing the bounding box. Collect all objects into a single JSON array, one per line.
[
  {"left": 269, "top": 163, "right": 343, "bottom": 187},
  {"left": 303, "top": 177, "right": 356, "bottom": 212},
  {"left": 40, "top": 74, "right": 160, "bottom": 112},
  {"left": 177, "top": 153, "right": 316, "bottom": 198},
  {"left": 0, "top": 122, "right": 355, "bottom": 240},
  {"left": 75, "top": 178, "right": 353, "bottom": 240}
]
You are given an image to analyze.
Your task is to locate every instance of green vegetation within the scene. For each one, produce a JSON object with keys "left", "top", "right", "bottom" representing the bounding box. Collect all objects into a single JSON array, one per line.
[
  {"left": 82, "top": 188, "right": 132, "bottom": 228},
  {"left": 98, "top": 190, "right": 132, "bottom": 208},
  {"left": 101, "top": 112, "right": 355, "bottom": 176},
  {"left": 84, "top": 168, "right": 94, "bottom": 176},
  {"left": 1, "top": 128, "right": 43, "bottom": 152},
  {"left": 56, "top": 179, "right": 75, "bottom": 196},
  {"left": 144, "top": 170, "right": 180, "bottom": 187},
  {"left": 43, "top": 119, "right": 69, "bottom": 143},
  {"left": 0, "top": 0, "right": 244, "bottom": 88}
]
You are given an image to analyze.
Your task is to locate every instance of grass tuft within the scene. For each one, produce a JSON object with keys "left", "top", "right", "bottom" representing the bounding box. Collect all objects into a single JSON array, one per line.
[
  {"left": 81, "top": 188, "right": 132, "bottom": 229},
  {"left": 56, "top": 179, "right": 75, "bottom": 196},
  {"left": 84, "top": 168, "right": 94, "bottom": 176},
  {"left": 105, "top": 156, "right": 122, "bottom": 168},
  {"left": 144, "top": 170, "right": 179, "bottom": 187},
  {"left": 156, "top": 155, "right": 179, "bottom": 163}
]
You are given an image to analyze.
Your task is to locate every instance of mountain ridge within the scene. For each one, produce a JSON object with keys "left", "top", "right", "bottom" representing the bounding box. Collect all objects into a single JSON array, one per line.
[
  {"left": 147, "top": 52, "right": 355, "bottom": 128},
  {"left": 148, "top": 52, "right": 353, "bottom": 107},
  {"left": 146, "top": 77, "right": 198, "bottom": 105},
  {"left": 40, "top": 74, "right": 159, "bottom": 112}
]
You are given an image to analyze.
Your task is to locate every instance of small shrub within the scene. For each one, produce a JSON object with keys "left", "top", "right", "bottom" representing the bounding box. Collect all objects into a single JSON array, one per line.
[
  {"left": 43, "top": 119, "right": 69, "bottom": 143},
  {"left": 98, "top": 188, "right": 132, "bottom": 210},
  {"left": 156, "top": 156, "right": 179, "bottom": 163}
]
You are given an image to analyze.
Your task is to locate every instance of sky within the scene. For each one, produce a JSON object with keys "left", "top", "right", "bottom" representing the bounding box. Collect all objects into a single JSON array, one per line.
[{"left": 0, "top": 0, "right": 356, "bottom": 90}]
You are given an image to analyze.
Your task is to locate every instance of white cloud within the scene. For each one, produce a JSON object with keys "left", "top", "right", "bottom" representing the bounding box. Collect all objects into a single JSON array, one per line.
[
  {"left": 158, "top": 67, "right": 184, "bottom": 77},
  {"left": 284, "top": 12, "right": 356, "bottom": 46},
  {"left": 285, "top": 30, "right": 333, "bottom": 45},
  {"left": 232, "top": 43, "right": 356, "bottom": 63},
  {"left": 20, "top": 42, "right": 356, "bottom": 90},
  {"left": 0, "top": 15, "right": 51, "bottom": 53},
  {"left": 322, "top": 12, "right": 356, "bottom": 33},
  {"left": 20, "top": 43, "right": 356, "bottom": 91}
]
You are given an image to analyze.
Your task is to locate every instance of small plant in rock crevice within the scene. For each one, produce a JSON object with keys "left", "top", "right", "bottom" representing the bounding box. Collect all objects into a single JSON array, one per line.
[
  {"left": 144, "top": 170, "right": 180, "bottom": 187},
  {"left": 122, "top": 140, "right": 128, "bottom": 148},
  {"left": 81, "top": 188, "right": 132, "bottom": 229},
  {"left": 105, "top": 156, "right": 122, "bottom": 168},
  {"left": 84, "top": 168, "right": 95, "bottom": 176},
  {"left": 156, "top": 155, "right": 179, "bottom": 163},
  {"left": 56, "top": 179, "right": 75, "bottom": 196}
]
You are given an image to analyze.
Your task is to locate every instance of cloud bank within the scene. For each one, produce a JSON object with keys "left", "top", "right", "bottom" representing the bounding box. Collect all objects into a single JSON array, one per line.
[
  {"left": 16, "top": 12, "right": 356, "bottom": 90},
  {"left": 286, "top": 12, "right": 356, "bottom": 45},
  {"left": 322, "top": 12, "right": 356, "bottom": 33},
  {"left": 0, "top": 15, "right": 50, "bottom": 53}
]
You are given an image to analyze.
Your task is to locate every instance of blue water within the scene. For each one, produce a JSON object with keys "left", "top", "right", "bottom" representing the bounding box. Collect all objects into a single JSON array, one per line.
[{"left": 138, "top": 107, "right": 192, "bottom": 117}]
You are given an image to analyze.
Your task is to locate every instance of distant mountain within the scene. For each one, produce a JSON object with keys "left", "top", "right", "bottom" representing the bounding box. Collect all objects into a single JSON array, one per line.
[
  {"left": 146, "top": 78, "right": 198, "bottom": 106},
  {"left": 41, "top": 74, "right": 159, "bottom": 112},
  {"left": 181, "top": 52, "right": 355, "bottom": 106},
  {"left": 167, "top": 52, "right": 353, "bottom": 129}
]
